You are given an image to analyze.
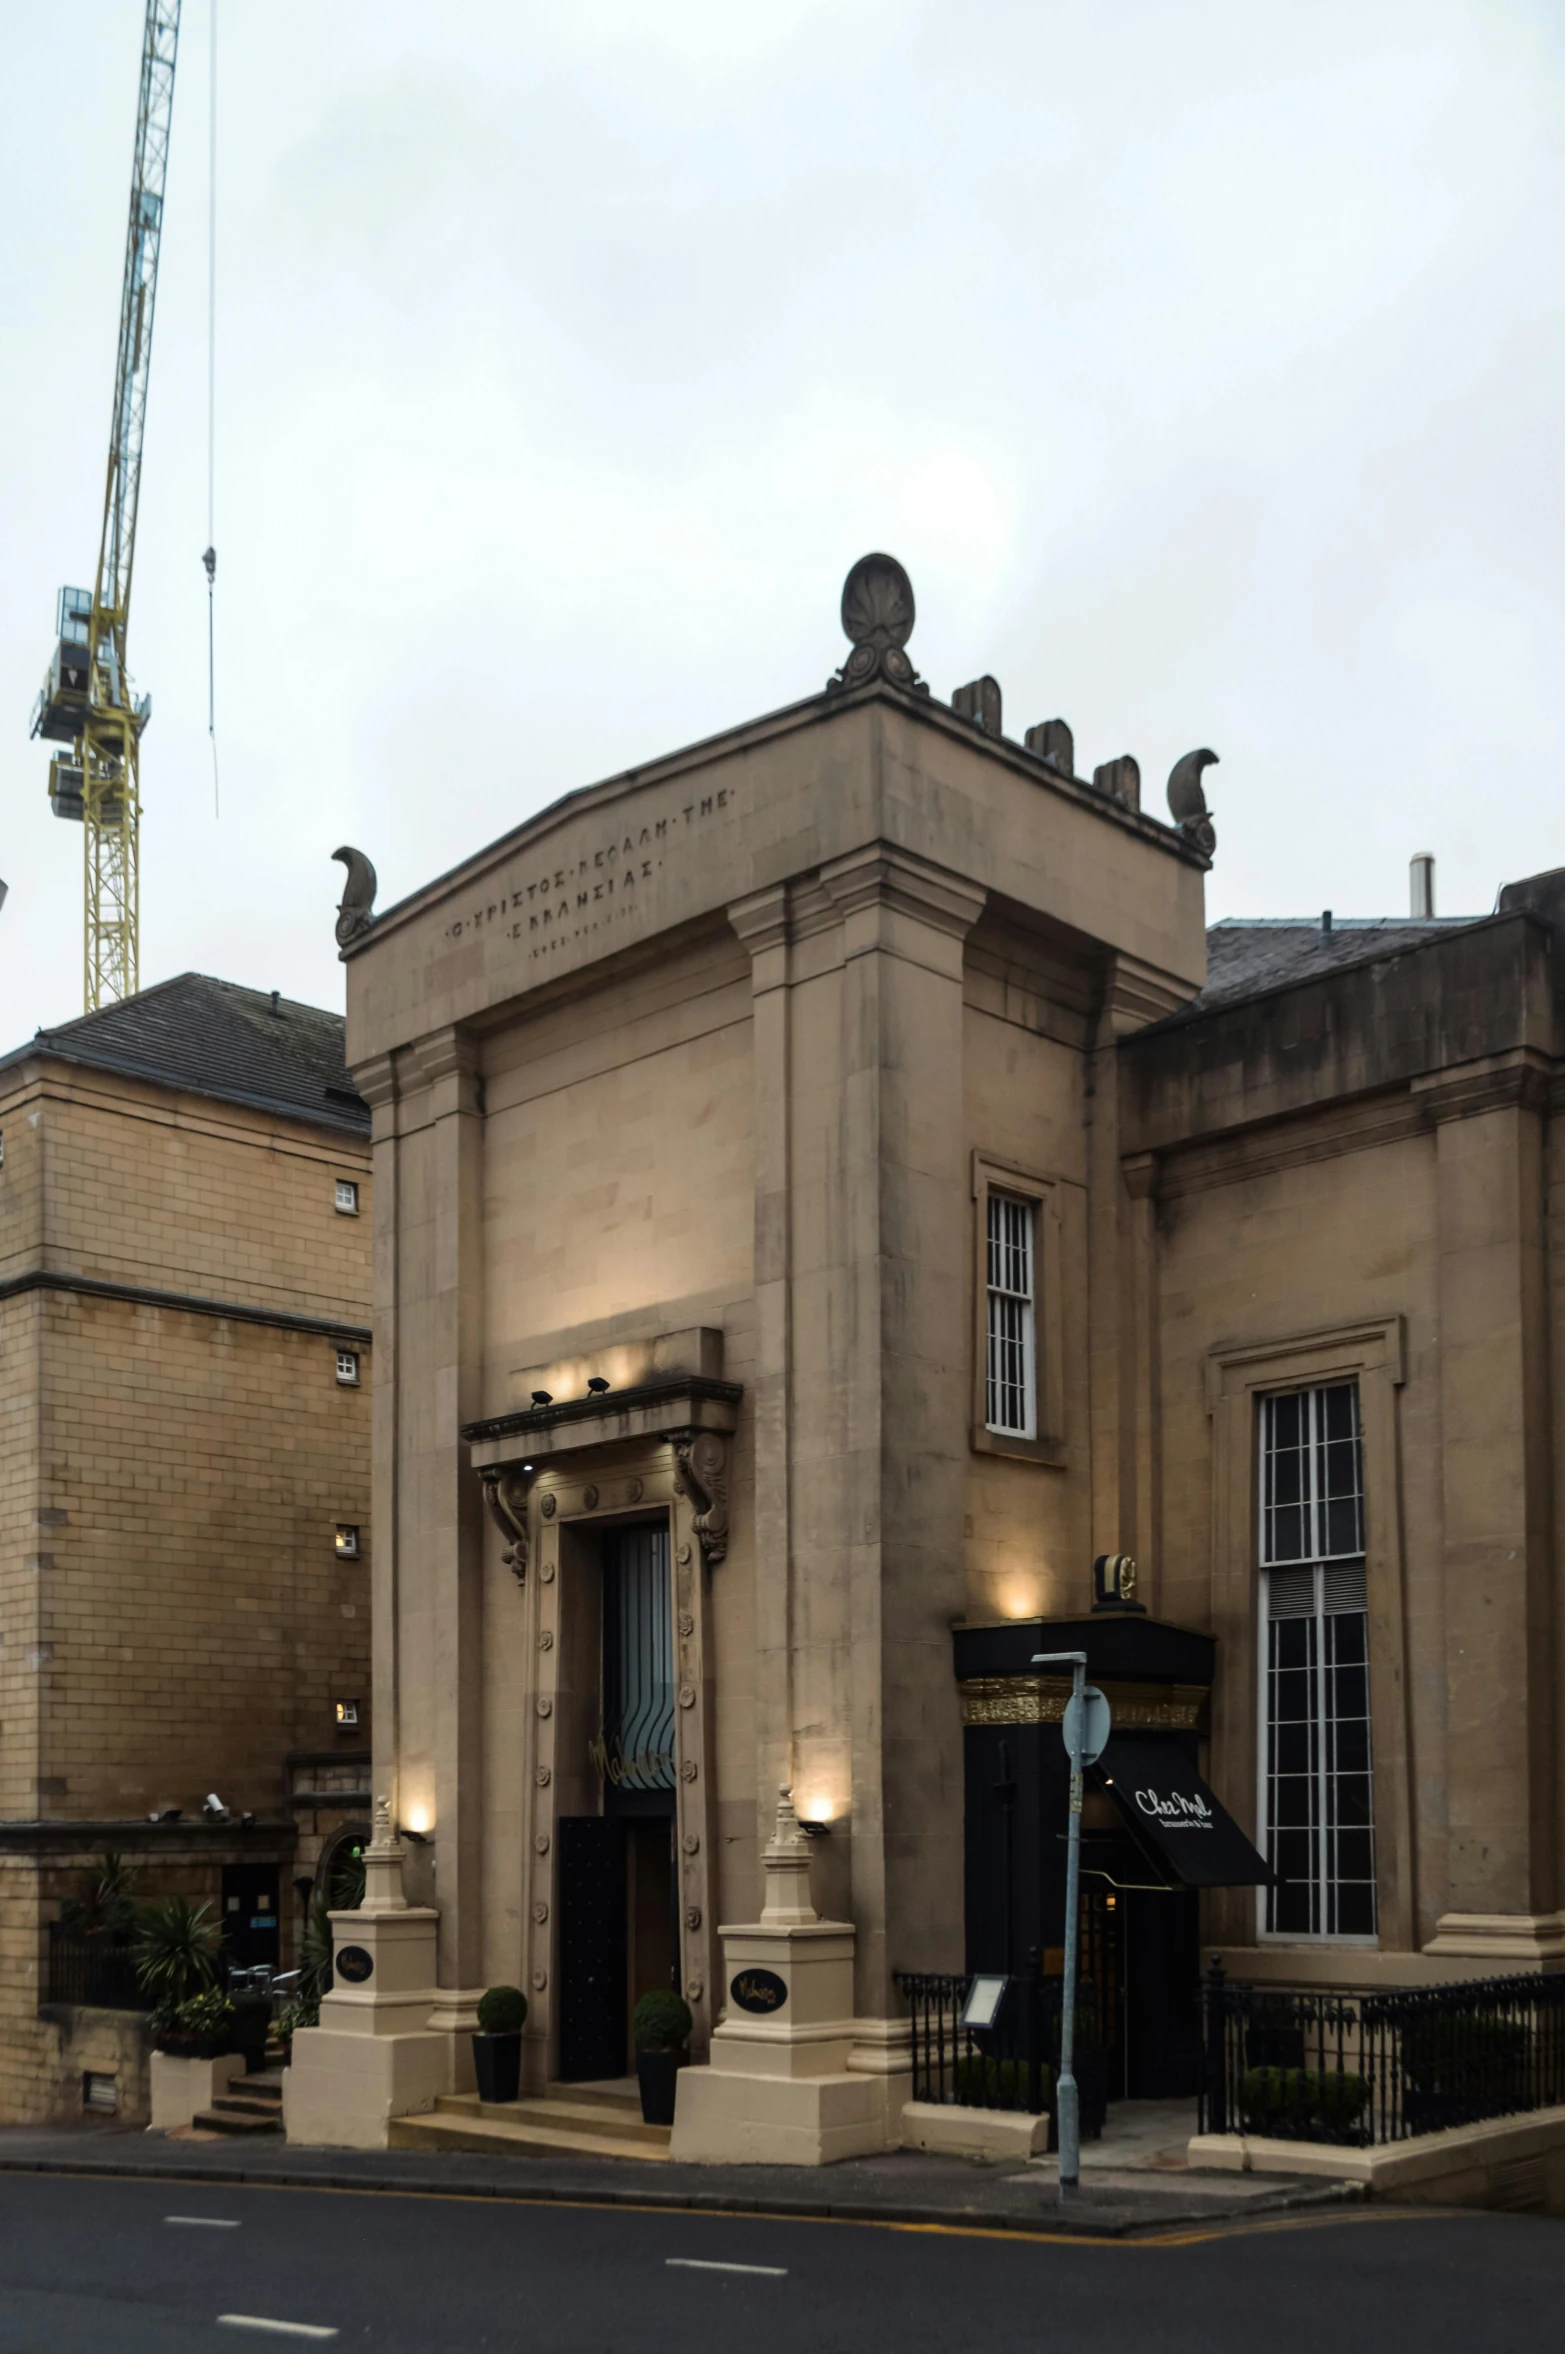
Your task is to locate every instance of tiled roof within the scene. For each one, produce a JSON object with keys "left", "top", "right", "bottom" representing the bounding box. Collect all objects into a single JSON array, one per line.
[
  {"left": 1180, "top": 916, "right": 1484, "bottom": 1018},
  {"left": 0, "top": 973, "right": 368, "bottom": 1133}
]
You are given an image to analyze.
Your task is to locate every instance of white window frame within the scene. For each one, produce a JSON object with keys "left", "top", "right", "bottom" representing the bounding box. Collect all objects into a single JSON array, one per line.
[
  {"left": 985, "top": 1191, "right": 1037, "bottom": 1439},
  {"left": 335, "top": 1350, "right": 360, "bottom": 1388},
  {"left": 970, "top": 1155, "right": 1066, "bottom": 1466},
  {"left": 1255, "top": 1381, "right": 1377, "bottom": 1945},
  {"left": 334, "top": 1179, "right": 360, "bottom": 1216}
]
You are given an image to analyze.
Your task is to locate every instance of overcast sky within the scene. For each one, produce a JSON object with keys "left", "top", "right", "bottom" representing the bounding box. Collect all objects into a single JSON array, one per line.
[{"left": 3, "top": 0, "right": 1562, "bottom": 1037}]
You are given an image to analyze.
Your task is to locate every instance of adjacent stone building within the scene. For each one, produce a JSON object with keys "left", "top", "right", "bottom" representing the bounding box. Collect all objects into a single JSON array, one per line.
[
  {"left": 289, "top": 555, "right": 1565, "bottom": 2158},
  {"left": 0, "top": 975, "right": 373, "bottom": 2124}
]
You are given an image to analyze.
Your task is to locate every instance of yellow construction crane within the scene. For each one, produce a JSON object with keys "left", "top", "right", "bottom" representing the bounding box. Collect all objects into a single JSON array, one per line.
[{"left": 30, "top": 2, "right": 182, "bottom": 1011}]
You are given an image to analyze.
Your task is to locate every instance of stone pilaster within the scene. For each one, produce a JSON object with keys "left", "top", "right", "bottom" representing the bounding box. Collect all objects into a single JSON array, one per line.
[
  {"left": 815, "top": 844, "right": 985, "bottom": 2013},
  {"left": 1417, "top": 1058, "right": 1556, "bottom": 1930}
]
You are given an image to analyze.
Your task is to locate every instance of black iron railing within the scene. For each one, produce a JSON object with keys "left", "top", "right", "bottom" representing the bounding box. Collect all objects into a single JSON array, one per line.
[
  {"left": 46, "top": 1925, "right": 153, "bottom": 2011},
  {"left": 1201, "top": 1959, "right": 1565, "bottom": 2145},
  {"left": 895, "top": 1962, "right": 1107, "bottom": 2140}
]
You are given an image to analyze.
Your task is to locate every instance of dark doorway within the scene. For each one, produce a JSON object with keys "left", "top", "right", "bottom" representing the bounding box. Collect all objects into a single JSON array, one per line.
[
  {"left": 962, "top": 1719, "right": 1203, "bottom": 2099},
  {"left": 557, "top": 1522, "right": 679, "bottom": 2082},
  {"left": 220, "top": 1863, "right": 280, "bottom": 1972},
  {"left": 558, "top": 1817, "right": 628, "bottom": 2080}
]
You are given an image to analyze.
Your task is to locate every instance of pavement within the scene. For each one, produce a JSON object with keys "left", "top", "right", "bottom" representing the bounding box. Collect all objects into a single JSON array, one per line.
[
  {"left": 0, "top": 2165, "right": 1561, "bottom": 2352},
  {"left": 0, "top": 2100, "right": 1352, "bottom": 2239}
]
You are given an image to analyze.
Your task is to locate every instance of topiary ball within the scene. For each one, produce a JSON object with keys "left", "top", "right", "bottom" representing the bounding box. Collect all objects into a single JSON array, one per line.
[
  {"left": 633, "top": 1989, "right": 693, "bottom": 2051},
  {"left": 476, "top": 1985, "right": 528, "bottom": 2036}
]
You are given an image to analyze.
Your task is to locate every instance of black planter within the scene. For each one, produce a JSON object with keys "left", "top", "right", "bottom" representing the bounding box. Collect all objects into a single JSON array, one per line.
[
  {"left": 472, "top": 2031, "right": 522, "bottom": 2104},
  {"left": 636, "top": 2047, "right": 683, "bottom": 2126}
]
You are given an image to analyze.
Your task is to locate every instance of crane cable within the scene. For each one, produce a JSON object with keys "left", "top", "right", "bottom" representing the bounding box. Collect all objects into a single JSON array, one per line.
[{"left": 201, "top": 0, "right": 218, "bottom": 816}]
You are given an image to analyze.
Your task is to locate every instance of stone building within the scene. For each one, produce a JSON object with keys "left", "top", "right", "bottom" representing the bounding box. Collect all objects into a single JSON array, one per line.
[
  {"left": 289, "top": 555, "right": 1565, "bottom": 2158},
  {"left": 0, "top": 975, "right": 373, "bottom": 2124}
]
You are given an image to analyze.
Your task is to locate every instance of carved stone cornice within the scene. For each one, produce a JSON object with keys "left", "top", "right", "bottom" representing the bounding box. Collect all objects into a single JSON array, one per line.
[
  {"left": 464, "top": 1374, "right": 740, "bottom": 1479},
  {"left": 350, "top": 1052, "right": 398, "bottom": 1112},
  {"left": 727, "top": 884, "right": 790, "bottom": 964},
  {"left": 1146, "top": 1089, "right": 1429, "bottom": 1202},
  {"left": 818, "top": 843, "right": 987, "bottom": 943},
  {"left": 479, "top": 1466, "right": 532, "bottom": 1587},
  {"left": 1098, "top": 951, "right": 1200, "bottom": 1041},
  {"left": 1411, "top": 1053, "right": 1551, "bottom": 1125}
]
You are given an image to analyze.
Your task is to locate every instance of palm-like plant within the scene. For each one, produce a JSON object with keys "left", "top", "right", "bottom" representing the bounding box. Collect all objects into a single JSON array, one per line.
[
  {"left": 133, "top": 1896, "right": 221, "bottom": 2012},
  {"left": 59, "top": 1851, "right": 139, "bottom": 1939}
]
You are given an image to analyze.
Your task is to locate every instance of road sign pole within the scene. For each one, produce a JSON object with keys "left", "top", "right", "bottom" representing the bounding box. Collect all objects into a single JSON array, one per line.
[{"left": 1034, "top": 1648, "right": 1088, "bottom": 2202}]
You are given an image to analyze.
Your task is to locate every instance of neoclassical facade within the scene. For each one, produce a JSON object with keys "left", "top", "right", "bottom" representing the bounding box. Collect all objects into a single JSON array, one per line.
[{"left": 287, "top": 557, "right": 1565, "bottom": 2155}]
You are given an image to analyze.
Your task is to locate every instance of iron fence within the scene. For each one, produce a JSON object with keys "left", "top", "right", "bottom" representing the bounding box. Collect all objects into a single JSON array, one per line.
[
  {"left": 1201, "top": 1959, "right": 1565, "bottom": 2145},
  {"left": 46, "top": 1925, "right": 152, "bottom": 2011},
  {"left": 895, "top": 1962, "right": 1107, "bottom": 2141}
]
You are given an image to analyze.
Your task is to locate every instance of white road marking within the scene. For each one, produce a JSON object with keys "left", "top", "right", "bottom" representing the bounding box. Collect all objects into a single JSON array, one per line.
[
  {"left": 665, "top": 2259, "right": 789, "bottom": 2278},
  {"left": 216, "top": 2320, "right": 339, "bottom": 2341},
  {"left": 165, "top": 2215, "right": 240, "bottom": 2228}
]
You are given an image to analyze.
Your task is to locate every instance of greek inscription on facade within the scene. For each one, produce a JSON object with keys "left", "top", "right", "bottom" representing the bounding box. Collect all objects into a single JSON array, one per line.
[{"left": 440, "top": 788, "right": 737, "bottom": 963}]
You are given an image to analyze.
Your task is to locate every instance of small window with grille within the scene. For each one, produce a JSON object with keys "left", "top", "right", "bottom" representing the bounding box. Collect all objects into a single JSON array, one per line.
[
  {"left": 334, "top": 1179, "right": 359, "bottom": 1215},
  {"left": 1258, "top": 1382, "right": 1376, "bottom": 1940},
  {"left": 335, "top": 1350, "right": 360, "bottom": 1387},
  {"left": 985, "top": 1192, "right": 1036, "bottom": 1439}
]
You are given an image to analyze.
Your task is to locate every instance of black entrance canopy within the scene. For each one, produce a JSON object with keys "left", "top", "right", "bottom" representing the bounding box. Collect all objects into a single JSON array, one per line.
[{"left": 1097, "top": 1735, "right": 1270, "bottom": 1888}]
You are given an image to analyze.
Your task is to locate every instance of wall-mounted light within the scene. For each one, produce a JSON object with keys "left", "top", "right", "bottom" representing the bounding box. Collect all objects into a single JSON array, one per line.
[
  {"left": 334, "top": 1699, "right": 360, "bottom": 1729},
  {"left": 586, "top": 1376, "right": 610, "bottom": 1396},
  {"left": 399, "top": 1821, "right": 431, "bottom": 1844},
  {"left": 334, "top": 1524, "right": 360, "bottom": 1559},
  {"left": 798, "top": 1819, "right": 833, "bottom": 1838},
  {"left": 531, "top": 1389, "right": 552, "bottom": 1406}
]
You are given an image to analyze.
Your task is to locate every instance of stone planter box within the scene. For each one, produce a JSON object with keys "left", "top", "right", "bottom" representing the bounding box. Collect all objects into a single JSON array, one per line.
[{"left": 150, "top": 2048, "right": 245, "bottom": 2131}]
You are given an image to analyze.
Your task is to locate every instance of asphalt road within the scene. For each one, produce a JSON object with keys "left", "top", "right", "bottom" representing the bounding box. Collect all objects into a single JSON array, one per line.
[{"left": 0, "top": 2173, "right": 1560, "bottom": 2352}]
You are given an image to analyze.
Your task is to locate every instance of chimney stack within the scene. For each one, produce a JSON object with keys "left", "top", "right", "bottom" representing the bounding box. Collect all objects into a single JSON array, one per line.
[{"left": 1410, "top": 854, "right": 1435, "bottom": 919}]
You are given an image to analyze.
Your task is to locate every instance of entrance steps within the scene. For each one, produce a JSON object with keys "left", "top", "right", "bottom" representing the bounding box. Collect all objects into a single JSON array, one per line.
[
  {"left": 389, "top": 2080, "right": 670, "bottom": 2162},
  {"left": 193, "top": 2068, "right": 285, "bottom": 2137}
]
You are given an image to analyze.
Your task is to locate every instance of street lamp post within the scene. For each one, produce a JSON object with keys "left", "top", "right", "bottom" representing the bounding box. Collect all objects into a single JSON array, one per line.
[{"left": 1033, "top": 1647, "right": 1087, "bottom": 2202}]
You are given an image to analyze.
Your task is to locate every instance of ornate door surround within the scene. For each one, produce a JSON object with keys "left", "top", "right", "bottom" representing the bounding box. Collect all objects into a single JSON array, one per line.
[{"left": 466, "top": 1374, "right": 738, "bottom": 2064}]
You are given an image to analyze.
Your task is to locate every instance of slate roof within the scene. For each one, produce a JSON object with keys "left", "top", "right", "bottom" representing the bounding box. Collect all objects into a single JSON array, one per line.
[
  {"left": 0, "top": 973, "right": 368, "bottom": 1134},
  {"left": 1177, "top": 916, "right": 1486, "bottom": 1020}
]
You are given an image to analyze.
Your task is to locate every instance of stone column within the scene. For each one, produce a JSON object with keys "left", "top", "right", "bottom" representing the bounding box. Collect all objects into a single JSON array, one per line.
[
  {"left": 1419, "top": 1063, "right": 1563, "bottom": 1962},
  {"left": 816, "top": 845, "right": 985, "bottom": 2018},
  {"left": 728, "top": 886, "right": 796, "bottom": 1855},
  {"left": 403, "top": 1029, "right": 488, "bottom": 2029},
  {"left": 1090, "top": 959, "right": 1189, "bottom": 1602},
  {"left": 351, "top": 1053, "right": 401, "bottom": 1841}
]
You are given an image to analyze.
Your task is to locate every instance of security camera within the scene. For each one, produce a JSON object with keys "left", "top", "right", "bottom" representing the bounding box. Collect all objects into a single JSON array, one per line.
[{"left": 202, "top": 1792, "right": 231, "bottom": 1822}]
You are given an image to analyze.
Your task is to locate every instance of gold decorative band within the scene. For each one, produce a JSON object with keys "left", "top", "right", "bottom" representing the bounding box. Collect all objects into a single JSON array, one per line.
[{"left": 959, "top": 1676, "right": 1207, "bottom": 1731}]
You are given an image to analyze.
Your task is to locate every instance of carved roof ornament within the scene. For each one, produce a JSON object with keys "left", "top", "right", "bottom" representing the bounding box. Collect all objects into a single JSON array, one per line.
[
  {"left": 827, "top": 553, "right": 927, "bottom": 696},
  {"left": 333, "top": 845, "right": 378, "bottom": 949},
  {"left": 1166, "top": 750, "right": 1219, "bottom": 857}
]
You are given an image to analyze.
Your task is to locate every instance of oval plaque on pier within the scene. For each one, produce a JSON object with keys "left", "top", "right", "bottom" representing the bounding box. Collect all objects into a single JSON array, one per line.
[
  {"left": 729, "top": 1967, "right": 787, "bottom": 2015},
  {"left": 335, "top": 1945, "right": 374, "bottom": 1984}
]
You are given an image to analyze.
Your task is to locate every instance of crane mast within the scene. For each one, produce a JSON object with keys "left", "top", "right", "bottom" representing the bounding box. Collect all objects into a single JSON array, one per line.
[{"left": 30, "top": 1, "right": 181, "bottom": 1011}]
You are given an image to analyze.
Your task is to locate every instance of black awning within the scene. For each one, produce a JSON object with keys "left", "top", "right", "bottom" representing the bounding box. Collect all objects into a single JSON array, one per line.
[{"left": 1097, "top": 1735, "right": 1271, "bottom": 1888}]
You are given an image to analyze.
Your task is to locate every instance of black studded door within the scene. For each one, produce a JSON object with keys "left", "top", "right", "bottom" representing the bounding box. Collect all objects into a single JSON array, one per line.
[{"left": 557, "top": 1816, "right": 627, "bottom": 2081}]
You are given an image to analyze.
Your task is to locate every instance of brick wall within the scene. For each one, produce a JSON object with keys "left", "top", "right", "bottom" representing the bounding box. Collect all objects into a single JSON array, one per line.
[{"left": 0, "top": 1048, "right": 373, "bottom": 2122}]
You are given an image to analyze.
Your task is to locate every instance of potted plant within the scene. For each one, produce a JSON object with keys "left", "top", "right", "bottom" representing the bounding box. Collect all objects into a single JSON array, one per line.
[
  {"left": 633, "top": 1990, "right": 692, "bottom": 2125},
  {"left": 134, "top": 1895, "right": 221, "bottom": 2022},
  {"left": 472, "top": 1985, "right": 528, "bottom": 2103}
]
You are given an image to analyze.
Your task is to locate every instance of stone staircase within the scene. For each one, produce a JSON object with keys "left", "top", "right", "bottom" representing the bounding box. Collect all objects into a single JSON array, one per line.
[
  {"left": 389, "top": 2079, "right": 669, "bottom": 2162},
  {"left": 192, "top": 2067, "right": 285, "bottom": 2138}
]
